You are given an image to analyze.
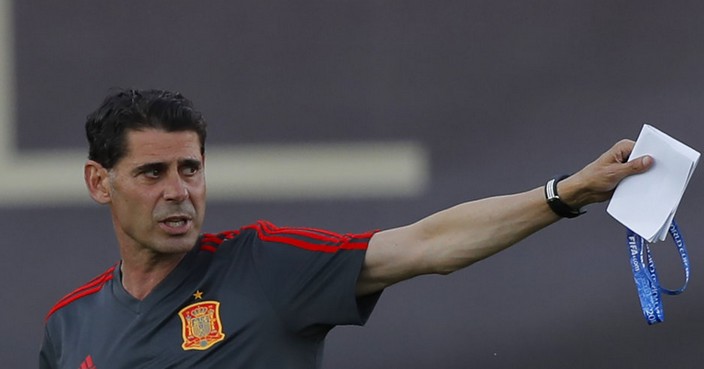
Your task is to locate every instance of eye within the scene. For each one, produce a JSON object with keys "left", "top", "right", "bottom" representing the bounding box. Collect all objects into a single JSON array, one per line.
[
  {"left": 144, "top": 168, "right": 161, "bottom": 178},
  {"left": 182, "top": 165, "right": 200, "bottom": 176}
]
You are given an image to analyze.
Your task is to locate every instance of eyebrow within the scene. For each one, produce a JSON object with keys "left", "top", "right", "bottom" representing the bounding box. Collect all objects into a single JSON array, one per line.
[
  {"left": 131, "top": 158, "right": 202, "bottom": 176},
  {"left": 179, "top": 158, "right": 202, "bottom": 169}
]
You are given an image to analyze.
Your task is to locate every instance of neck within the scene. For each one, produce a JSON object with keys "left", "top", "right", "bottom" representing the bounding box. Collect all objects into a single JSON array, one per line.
[{"left": 120, "top": 252, "right": 186, "bottom": 300}]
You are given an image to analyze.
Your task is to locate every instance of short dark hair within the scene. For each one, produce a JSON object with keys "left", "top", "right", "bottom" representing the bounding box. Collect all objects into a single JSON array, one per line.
[{"left": 85, "top": 88, "right": 207, "bottom": 169}]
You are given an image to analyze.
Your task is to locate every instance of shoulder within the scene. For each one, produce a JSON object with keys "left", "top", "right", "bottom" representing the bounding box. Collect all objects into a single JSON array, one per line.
[
  {"left": 44, "top": 264, "right": 117, "bottom": 322},
  {"left": 235, "top": 220, "right": 377, "bottom": 253},
  {"left": 202, "top": 220, "right": 377, "bottom": 253}
]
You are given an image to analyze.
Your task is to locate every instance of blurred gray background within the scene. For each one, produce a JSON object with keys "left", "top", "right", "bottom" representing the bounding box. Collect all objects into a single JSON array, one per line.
[{"left": 3, "top": 1, "right": 704, "bottom": 368}]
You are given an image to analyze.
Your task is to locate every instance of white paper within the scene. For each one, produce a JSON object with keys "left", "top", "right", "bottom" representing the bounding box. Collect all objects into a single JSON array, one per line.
[{"left": 607, "top": 124, "right": 699, "bottom": 242}]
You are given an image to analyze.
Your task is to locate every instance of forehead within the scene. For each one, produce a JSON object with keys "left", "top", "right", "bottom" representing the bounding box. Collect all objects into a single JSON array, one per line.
[{"left": 122, "top": 129, "right": 202, "bottom": 165}]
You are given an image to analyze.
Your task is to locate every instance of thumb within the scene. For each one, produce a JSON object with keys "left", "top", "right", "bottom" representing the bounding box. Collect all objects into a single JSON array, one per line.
[{"left": 626, "top": 155, "right": 653, "bottom": 174}]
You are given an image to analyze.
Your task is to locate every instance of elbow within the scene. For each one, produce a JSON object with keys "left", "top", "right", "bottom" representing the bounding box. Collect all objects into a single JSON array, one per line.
[
  {"left": 404, "top": 220, "right": 483, "bottom": 277},
  {"left": 415, "top": 230, "right": 480, "bottom": 276}
]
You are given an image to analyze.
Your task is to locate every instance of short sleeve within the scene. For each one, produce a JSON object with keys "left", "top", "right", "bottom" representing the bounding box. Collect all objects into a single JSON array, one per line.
[{"left": 244, "top": 221, "right": 381, "bottom": 335}]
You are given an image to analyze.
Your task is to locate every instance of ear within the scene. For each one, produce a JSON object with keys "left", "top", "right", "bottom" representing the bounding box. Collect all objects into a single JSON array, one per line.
[{"left": 84, "top": 160, "right": 111, "bottom": 204}]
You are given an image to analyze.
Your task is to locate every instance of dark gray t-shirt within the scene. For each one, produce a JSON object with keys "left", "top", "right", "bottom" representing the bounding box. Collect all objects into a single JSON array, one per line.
[{"left": 40, "top": 221, "right": 380, "bottom": 369}]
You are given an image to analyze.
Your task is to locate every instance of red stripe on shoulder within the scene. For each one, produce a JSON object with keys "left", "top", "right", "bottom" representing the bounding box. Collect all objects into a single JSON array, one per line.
[
  {"left": 244, "top": 220, "right": 377, "bottom": 253},
  {"left": 199, "top": 230, "right": 240, "bottom": 252},
  {"left": 45, "top": 265, "right": 116, "bottom": 321}
]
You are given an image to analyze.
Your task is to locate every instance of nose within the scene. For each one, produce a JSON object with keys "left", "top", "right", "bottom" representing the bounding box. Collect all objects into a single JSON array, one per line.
[{"left": 163, "top": 173, "right": 189, "bottom": 202}]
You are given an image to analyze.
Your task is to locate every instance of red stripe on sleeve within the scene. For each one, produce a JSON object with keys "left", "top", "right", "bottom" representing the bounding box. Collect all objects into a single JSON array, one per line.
[
  {"left": 199, "top": 230, "right": 240, "bottom": 252},
  {"left": 45, "top": 266, "right": 116, "bottom": 321},
  {"left": 244, "top": 220, "right": 377, "bottom": 253}
]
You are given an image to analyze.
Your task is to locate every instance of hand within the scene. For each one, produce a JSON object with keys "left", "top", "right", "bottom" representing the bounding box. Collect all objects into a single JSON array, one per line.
[{"left": 559, "top": 139, "right": 653, "bottom": 208}]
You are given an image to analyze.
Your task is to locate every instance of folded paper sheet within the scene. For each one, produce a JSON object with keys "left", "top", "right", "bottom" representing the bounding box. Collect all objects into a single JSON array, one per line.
[{"left": 607, "top": 124, "right": 700, "bottom": 242}]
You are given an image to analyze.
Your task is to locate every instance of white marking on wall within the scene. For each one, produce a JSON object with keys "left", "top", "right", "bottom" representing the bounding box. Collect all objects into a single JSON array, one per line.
[{"left": 0, "top": 2, "right": 428, "bottom": 207}]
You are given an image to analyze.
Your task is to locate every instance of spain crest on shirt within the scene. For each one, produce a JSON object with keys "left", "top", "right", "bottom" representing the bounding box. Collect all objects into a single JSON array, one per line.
[{"left": 178, "top": 301, "right": 226, "bottom": 350}]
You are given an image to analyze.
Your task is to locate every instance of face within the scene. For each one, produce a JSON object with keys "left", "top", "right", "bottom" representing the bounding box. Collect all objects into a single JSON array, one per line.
[{"left": 105, "top": 129, "right": 206, "bottom": 257}]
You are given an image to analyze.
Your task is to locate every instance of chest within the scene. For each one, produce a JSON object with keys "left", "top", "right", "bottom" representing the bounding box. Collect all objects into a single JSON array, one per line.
[{"left": 58, "top": 274, "right": 294, "bottom": 369}]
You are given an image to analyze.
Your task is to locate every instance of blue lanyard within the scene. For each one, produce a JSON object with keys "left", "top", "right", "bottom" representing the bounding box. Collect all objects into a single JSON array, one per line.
[{"left": 627, "top": 220, "right": 690, "bottom": 325}]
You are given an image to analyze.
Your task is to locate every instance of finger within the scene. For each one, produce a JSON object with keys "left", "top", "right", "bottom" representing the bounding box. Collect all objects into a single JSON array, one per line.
[
  {"left": 625, "top": 155, "right": 653, "bottom": 173},
  {"left": 611, "top": 139, "right": 636, "bottom": 163}
]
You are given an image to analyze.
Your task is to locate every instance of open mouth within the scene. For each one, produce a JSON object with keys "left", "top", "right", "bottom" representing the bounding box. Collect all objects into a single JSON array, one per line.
[
  {"left": 159, "top": 215, "right": 193, "bottom": 234},
  {"left": 165, "top": 219, "right": 187, "bottom": 227}
]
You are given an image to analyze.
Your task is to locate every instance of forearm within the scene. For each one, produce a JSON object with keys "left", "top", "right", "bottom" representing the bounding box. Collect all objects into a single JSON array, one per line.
[
  {"left": 409, "top": 144, "right": 647, "bottom": 276},
  {"left": 359, "top": 187, "right": 560, "bottom": 295},
  {"left": 396, "top": 173, "right": 603, "bottom": 275},
  {"left": 413, "top": 187, "right": 558, "bottom": 274}
]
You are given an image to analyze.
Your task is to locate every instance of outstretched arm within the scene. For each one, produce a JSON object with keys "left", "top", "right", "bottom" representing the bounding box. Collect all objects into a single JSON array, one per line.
[{"left": 357, "top": 139, "right": 652, "bottom": 296}]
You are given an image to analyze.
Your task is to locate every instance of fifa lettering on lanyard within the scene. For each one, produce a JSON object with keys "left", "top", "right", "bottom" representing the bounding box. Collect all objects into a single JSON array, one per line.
[{"left": 627, "top": 220, "right": 690, "bottom": 325}]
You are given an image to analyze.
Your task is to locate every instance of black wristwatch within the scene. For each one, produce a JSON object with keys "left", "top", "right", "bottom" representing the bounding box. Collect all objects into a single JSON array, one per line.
[{"left": 545, "top": 175, "right": 585, "bottom": 218}]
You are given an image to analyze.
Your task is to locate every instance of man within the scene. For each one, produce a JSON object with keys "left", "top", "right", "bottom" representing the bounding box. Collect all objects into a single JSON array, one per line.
[{"left": 39, "top": 89, "right": 651, "bottom": 368}]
